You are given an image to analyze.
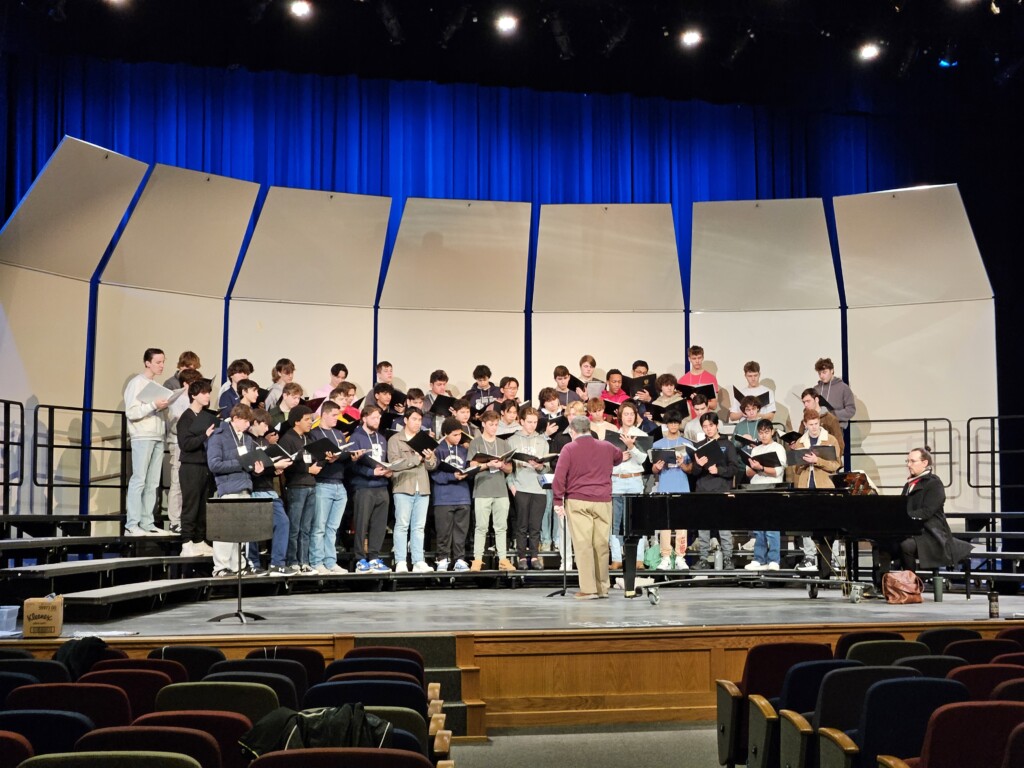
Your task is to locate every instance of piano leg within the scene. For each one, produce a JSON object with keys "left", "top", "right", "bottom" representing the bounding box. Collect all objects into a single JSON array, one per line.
[{"left": 623, "top": 536, "right": 640, "bottom": 598}]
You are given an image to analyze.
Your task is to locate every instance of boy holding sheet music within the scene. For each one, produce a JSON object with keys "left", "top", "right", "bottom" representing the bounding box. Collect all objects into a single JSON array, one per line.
[
  {"left": 790, "top": 408, "right": 842, "bottom": 572},
  {"left": 388, "top": 407, "right": 439, "bottom": 574},
  {"left": 552, "top": 365, "right": 583, "bottom": 407},
  {"left": 430, "top": 417, "right": 473, "bottom": 572},
  {"left": 348, "top": 405, "right": 394, "bottom": 573},
  {"left": 468, "top": 364, "right": 502, "bottom": 415},
  {"left": 507, "top": 407, "right": 553, "bottom": 570},
  {"left": 178, "top": 378, "right": 217, "bottom": 556},
  {"left": 728, "top": 361, "right": 776, "bottom": 423},
  {"left": 689, "top": 412, "right": 739, "bottom": 569},
  {"left": 310, "top": 401, "right": 363, "bottom": 575},
  {"left": 247, "top": 408, "right": 294, "bottom": 576},
  {"left": 608, "top": 401, "right": 648, "bottom": 570},
  {"left": 468, "top": 410, "right": 514, "bottom": 571},
  {"left": 279, "top": 405, "right": 322, "bottom": 573},
  {"left": 742, "top": 420, "right": 787, "bottom": 572},
  {"left": 650, "top": 408, "right": 691, "bottom": 570},
  {"left": 677, "top": 345, "right": 719, "bottom": 419}
]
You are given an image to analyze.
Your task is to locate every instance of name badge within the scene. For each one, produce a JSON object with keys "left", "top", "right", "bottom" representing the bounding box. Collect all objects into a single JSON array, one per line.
[
  {"left": 237, "top": 446, "right": 248, "bottom": 456},
  {"left": 303, "top": 452, "right": 313, "bottom": 464}
]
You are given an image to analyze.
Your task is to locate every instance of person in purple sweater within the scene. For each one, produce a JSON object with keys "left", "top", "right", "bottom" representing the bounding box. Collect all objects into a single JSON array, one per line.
[{"left": 552, "top": 416, "right": 629, "bottom": 600}]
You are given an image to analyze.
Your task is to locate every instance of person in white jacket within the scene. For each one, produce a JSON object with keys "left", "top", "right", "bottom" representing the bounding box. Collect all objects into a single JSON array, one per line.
[{"left": 123, "top": 348, "right": 170, "bottom": 535}]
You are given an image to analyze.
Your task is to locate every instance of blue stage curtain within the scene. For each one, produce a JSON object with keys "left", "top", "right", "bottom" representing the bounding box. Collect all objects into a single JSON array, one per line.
[{"left": 0, "top": 54, "right": 924, "bottom": 288}]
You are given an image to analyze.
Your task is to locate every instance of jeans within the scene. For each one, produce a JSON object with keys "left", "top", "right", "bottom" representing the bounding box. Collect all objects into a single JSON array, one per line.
[
  {"left": 253, "top": 490, "right": 289, "bottom": 567},
  {"left": 754, "top": 530, "right": 781, "bottom": 565},
  {"left": 286, "top": 485, "right": 316, "bottom": 566},
  {"left": 610, "top": 495, "right": 626, "bottom": 563},
  {"left": 311, "top": 482, "right": 348, "bottom": 568},
  {"left": 127, "top": 438, "right": 164, "bottom": 531},
  {"left": 393, "top": 493, "right": 430, "bottom": 565},
  {"left": 540, "top": 489, "right": 555, "bottom": 546}
]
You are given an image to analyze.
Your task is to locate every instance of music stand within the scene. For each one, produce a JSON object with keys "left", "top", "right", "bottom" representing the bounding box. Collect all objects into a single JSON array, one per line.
[{"left": 206, "top": 498, "right": 274, "bottom": 624}]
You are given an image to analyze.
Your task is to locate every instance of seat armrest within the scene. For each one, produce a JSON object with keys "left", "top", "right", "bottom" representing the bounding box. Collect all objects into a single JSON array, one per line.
[
  {"left": 876, "top": 757, "right": 911, "bottom": 768},
  {"left": 433, "top": 729, "right": 452, "bottom": 756},
  {"left": 716, "top": 679, "right": 744, "bottom": 767},
  {"left": 429, "top": 712, "right": 447, "bottom": 735},
  {"left": 748, "top": 695, "right": 780, "bottom": 768},
  {"left": 779, "top": 709, "right": 813, "bottom": 768},
  {"left": 427, "top": 682, "right": 441, "bottom": 701},
  {"left": 428, "top": 699, "right": 444, "bottom": 717},
  {"left": 818, "top": 727, "right": 859, "bottom": 768}
]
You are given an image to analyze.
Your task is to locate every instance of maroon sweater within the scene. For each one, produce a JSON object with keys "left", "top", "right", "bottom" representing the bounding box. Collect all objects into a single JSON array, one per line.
[{"left": 552, "top": 435, "right": 623, "bottom": 503}]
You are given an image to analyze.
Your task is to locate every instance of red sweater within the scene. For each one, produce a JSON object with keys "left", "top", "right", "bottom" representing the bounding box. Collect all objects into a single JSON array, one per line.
[{"left": 552, "top": 436, "right": 623, "bottom": 503}]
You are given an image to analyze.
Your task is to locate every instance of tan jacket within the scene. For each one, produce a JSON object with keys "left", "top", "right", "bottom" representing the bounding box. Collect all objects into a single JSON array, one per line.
[
  {"left": 387, "top": 431, "right": 439, "bottom": 496},
  {"left": 798, "top": 411, "right": 845, "bottom": 460},
  {"left": 790, "top": 428, "right": 842, "bottom": 489}
]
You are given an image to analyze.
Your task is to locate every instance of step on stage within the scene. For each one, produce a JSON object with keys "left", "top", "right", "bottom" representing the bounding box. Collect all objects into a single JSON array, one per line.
[{"left": 8, "top": 578, "right": 1022, "bottom": 737}]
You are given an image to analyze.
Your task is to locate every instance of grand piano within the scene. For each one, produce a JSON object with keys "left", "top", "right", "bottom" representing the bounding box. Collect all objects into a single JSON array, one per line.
[{"left": 621, "top": 489, "right": 922, "bottom": 598}]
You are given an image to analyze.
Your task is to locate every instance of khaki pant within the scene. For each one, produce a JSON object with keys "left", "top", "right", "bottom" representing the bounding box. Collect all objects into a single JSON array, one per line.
[{"left": 566, "top": 498, "right": 612, "bottom": 596}]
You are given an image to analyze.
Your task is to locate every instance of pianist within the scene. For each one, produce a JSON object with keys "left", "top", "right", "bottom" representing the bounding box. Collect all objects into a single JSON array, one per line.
[{"left": 873, "top": 447, "right": 973, "bottom": 588}]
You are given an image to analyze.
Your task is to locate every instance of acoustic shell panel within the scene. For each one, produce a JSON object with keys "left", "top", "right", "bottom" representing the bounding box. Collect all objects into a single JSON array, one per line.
[
  {"left": 0, "top": 136, "right": 148, "bottom": 280},
  {"left": 834, "top": 184, "right": 992, "bottom": 308},
  {"left": 533, "top": 204, "right": 682, "bottom": 313},
  {"left": 227, "top": 301, "right": 375, "bottom": 401},
  {"left": 690, "top": 199, "right": 838, "bottom": 312},
  {"left": 380, "top": 198, "right": 531, "bottom": 312},
  {"left": 102, "top": 164, "right": 259, "bottom": 298},
  {"left": 689, "top": 308, "right": 841, "bottom": 430},
  {"left": 233, "top": 187, "right": 390, "bottom": 306}
]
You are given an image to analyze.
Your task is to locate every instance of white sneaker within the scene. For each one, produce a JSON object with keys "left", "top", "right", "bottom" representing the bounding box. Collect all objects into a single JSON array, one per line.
[
  {"left": 412, "top": 561, "right": 432, "bottom": 574},
  {"left": 674, "top": 556, "right": 689, "bottom": 570},
  {"left": 329, "top": 564, "right": 348, "bottom": 574},
  {"left": 767, "top": 562, "right": 780, "bottom": 571},
  {"left": 193, "top": 542, "right": 214, "bottom": 556},
  {"left": 453, "top": 559, "right": 469, "bottom": 571},
  {"left": 146, "top": 528, "right": 177, "bottom": 537},
  {"left": 656, "top": 556, "right": 672, "bottom": 571},
  {"left": 740, "top": 538, "right": 756, "bottom": 551},
  {"left": 745, "top": 561, "right": 768, "bottom": 571},
  {"left": 179, "top": 541, "right": 194, "bottom": 557},
  {"left": 435, "top": 559, "right": 450, "bottom": 572},
  {"left": 314, "top": 564, "right": 331, "bottom": 575},
  {"left": 395, "top": 562, "right": 409, "bottom": 573},
  {"left": 125, "top": 527, "right": 147, "bottom": 537}
]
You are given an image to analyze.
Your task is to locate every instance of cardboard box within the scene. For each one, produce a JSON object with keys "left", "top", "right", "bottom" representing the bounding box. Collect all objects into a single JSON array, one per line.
[{"left": 22, "top": 595, "right": 64, "bottom": 637}]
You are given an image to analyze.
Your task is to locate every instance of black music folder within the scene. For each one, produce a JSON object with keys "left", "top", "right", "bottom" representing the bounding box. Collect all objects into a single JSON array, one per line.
[
  {"left": 741, "top": 450, "right": 782, "bottom": 468},
  {"left": 677, "top": 383, "right": 717, "bottom": 401},
  {"left": 301, "top": 396, "right": 326, "bottom": 412},
  {"left": 190, "top": 408, "right": 221, "bottom": 435},
  {"left": 538, "top": 414, "right": 569, "bottom": 433},
  {"left": 624, "top": 373, "right": 658, "bottom": 399},
  {"left": 732, "top": 387, "right": 772, "bottom": 408},
  {"left": 785, "top": 445, "right": 838, "bottom": 465},
  {"left": 406, "top": 431, "right": 439, "bottom": 453},
  {"left": 428, "top": 394, "right": 456, "bottom": 416}
]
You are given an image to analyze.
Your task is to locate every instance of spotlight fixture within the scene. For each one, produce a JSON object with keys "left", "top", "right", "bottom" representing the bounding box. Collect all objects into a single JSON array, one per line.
[
  {"left": 724, "top": 28, "right": 754, "bottom": 68},
  {"left": 496, "top": 14, "right": 518, "bottom": 34},
  {"left": 377, "top": 0, "right": 405, "bottom": 44},
  {"left": 549, "top": 10, "right": 573, "bottom": 60},
  {"left": 680, "top": 28, "right": 703, "bottom": 48},
  {"left": 938, "top": 40, "right": 959, "bottom": 67},
  {"left": 439, "top": 3, "right": 469, "bottom": 48},
  {"left": 991, "top": 0, "right": 1001, "bottom": 13},
  {"left": 289, "top": 0, "right": 311, "bottom": 18},
  {"left": 858, "top": 42, "right": 882, "bottom": 61}
]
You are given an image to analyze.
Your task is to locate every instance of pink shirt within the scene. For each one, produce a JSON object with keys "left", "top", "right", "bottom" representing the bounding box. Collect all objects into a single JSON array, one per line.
[{"left": 677, "top": 370, "right": 719, "bottom": 419}]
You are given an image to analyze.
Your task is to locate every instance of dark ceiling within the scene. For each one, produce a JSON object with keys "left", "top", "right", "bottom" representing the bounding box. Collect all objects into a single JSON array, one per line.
[{"left": 4, "top": 0, "right": 1024, "bottom": 110}]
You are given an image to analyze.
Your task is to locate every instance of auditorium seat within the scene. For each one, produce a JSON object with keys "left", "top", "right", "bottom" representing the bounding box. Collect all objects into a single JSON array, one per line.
[
  {"left": 996, "top": 627, "right": 1024, "bottom": 646},
  {"left": 844, "top": 640, "right": 929, "bottom": 666},
  {"left": 0, "top": 710, "right": 95, "bottom": 755},
  {"left": 894, "top": 655, "right": 968, "bottom": 678},
  {"left": 365, "top": 705, "right": 453, "bottom": 763},
  {"left": 746, "top": 659, "right": 861, "bottom": 768},
  {"left": 249, "top": 747, "right": 437, "bottom": 768},
  {"left": 208, "top": 658, "right": 309, "bottom": 700},
  {"left": 327, "top": 670, "right": 424, "bottom": 690},
  {"left": 991, "top": 651, "right": 1024, "bottom": 666},
  {"left": 245, "top": 647, "right": 324, "bottom": 688},
  {"left": 876, "top": 701, "right": 1024, "bottom": 768},
  {"left": 78, "top": 668, "right": 173, "bottom": 717},
  {"left": 148, "top": 646, "right": 227, "bottom": 681},
  {"left": 0, "top": 728, "right": 33, "bottom": 768},
  {"left": 992, "top": 678, "right": 1024, "bottom": 701},
  {"left": 344, "top": 645, "right": 425, "bottom": 669},
  {"left": 0, "top": 659, "right": 70, "bottom": 684},
  {"left": 944, "top": 638, "right": 1022, "bottom": 665},
  {"left": 75, "top": 725, "right": 222, "bottom": 768},
  {"left": 304, "top": 680, "right": 431, "bottom": 720},
  {"left": 5, "top": 682, "right": 132, "bottom": 727},
  {"left": 716, "top": 642, "right": 833, "bottom": 768},
  {"left": 0, "top": 671, "right": 38, "bottom": 704},
  {"left": 947, "top": 664, "right": 1024, "bottom": 700},
  {"left": 203, "top": 671, "right": 298, "bottom": 709},
  {"left": 91, "top": 658, "right": 189, "bottom": 685},
  {"left": 817, "top": 677, "right": 968, "bottom": 768},
  {"left": 134, "top": 710, "right": 252, "bottom": 768},
  {"left": 915, "top": 627, "right": 981, "bottom": 655},
  {"left": 832, "top": 631, "right": 903, "bottom": 660},
  {"left": 325, "top": 657, "right": 426, "bottom": 690},
  {"left": 18, "top": 751, "right": 202, "bottom": 768},
  {"left": 155, "top": 682, "right": 279, "bottom": 726},
  {"left": 1000, "top": 722, "right": 1024, "bottom": 768},
  {"left": 778, "top": 666, "right": 922, "bottom": 768},
  {"left": 0, "top": 649, "right": 35, "bottom": 660}
]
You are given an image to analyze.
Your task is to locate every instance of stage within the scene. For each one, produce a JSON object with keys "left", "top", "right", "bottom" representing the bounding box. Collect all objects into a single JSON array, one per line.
[{"left": 9, "top": 579, "right": 1022, "bottom": 736}]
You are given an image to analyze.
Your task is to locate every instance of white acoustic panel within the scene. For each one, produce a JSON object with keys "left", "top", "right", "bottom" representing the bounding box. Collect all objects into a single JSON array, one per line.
[
  {"left": 847, "top": 299, "right": 997, "bottom": 516},
  {"left": 93, "top": 285, "right": 223, "bottom": 410},
  {"left": 102, "top": 164, "right": 259, "bottom": 298},
  {"left": 530, "top": 312, "right": 686, "bottom": 402},
  {"left": 689, "top": 309, "right": 841, "bottom": 429},
  {"left": 381, "top": 199, "right": 531, "bottom": 312},
  {"left": 228, "top": 301, "right": 375, "bottom": 400},
  {"left": 234, "top": 187, "right": 390, "bottom": 306},
  {"left": 690, "top": 199, "right": 838, "bottom": 312},
  {"left": 0, "top": 137, "right": 148, "bottom": 280},
  {"left": 533, "top": 204, "right": 682, "bottom": 312},
  {"left": 0, "top": 263, "right": 90, "bottom": 406},
  {"left": 378, "top": 309, "right": 524, "bottom": 399},
  {"left": 835, "top": 185, "right": 992, "bottom": 308}
]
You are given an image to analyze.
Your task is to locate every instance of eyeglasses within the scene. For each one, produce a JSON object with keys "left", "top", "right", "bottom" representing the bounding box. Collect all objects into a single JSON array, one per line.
[{"left": 905, "top": 458, "right": 924, "bottom": 464}]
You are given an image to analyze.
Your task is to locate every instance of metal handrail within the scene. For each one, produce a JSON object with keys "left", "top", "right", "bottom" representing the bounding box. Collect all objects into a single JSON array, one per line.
[
  {"left": 1, "top": 399, "right": 26, "bottom": 517},
  {"left": 32, "top": 403, "right": 129, "bottom": 516},
  {"left": 847, "top": 416, "right": 954, "bottom": 490}
]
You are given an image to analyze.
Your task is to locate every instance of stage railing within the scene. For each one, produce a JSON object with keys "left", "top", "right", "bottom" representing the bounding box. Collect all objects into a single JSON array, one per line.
[
  {"left": 847, "top": 416, "right": 954, "bottom": 490},
  {"left": 32, "top": 403, "right": 129, "bottom": 517},
  {"left": 1, "top": 399, "right": 26, "bottom": 519}
]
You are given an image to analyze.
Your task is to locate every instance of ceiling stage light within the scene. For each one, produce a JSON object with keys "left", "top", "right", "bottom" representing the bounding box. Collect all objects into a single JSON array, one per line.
[
  {"left": 680, "top": 29, "right": 703, "bottom": 48},
  {"left": 858, "top": 42, "right": 882, "bottom": 61},
  {"left": 496, "top": 14, "right": 518, "bottom": 34},
  {"left": 289, "top": 1, "right": 312, "bottom": 19}
]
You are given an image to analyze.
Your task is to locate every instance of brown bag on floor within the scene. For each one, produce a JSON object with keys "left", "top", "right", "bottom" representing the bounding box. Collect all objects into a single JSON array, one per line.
[{"left": 882, "top": 570, "right": 924, "bottom": 604}]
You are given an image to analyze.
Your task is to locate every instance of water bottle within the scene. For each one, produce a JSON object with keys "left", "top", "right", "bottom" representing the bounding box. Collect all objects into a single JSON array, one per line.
[
  {"left": 989, "top": 591, "right": 1000, "bottom": 619},
  {"left": 714, "top": 549, "right": 723, "bottom": 570}
]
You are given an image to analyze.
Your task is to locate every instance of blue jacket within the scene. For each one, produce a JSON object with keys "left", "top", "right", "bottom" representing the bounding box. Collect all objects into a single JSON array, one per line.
[
  {"left": 430, "top": 442, "right": 471, "bottom": 506},
  {"left": 207, "top": 421, "right": 253, "bottom": 495},
  {"left": 347, "top": 427, "right": 390, "bottom": 490}
]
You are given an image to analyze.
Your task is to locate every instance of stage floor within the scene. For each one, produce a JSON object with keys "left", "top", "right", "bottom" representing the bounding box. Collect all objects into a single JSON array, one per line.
[{"left": 60, "top": 580, "right": 1024, "bottom": 638}]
